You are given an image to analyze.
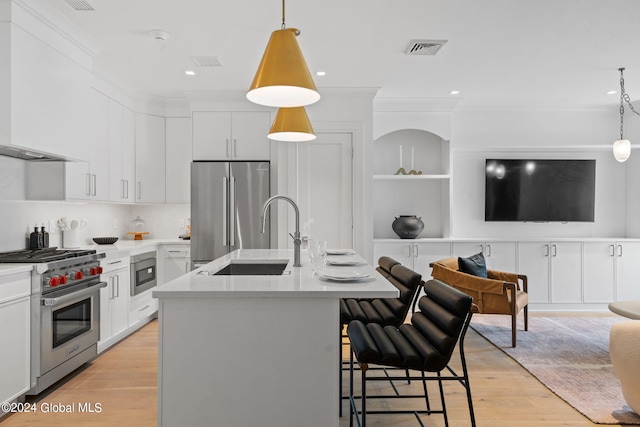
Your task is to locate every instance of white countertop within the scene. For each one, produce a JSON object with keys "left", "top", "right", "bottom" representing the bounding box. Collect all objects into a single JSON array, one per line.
[
  {"left": 0, "top": 264, "right": 34, "bottom": 278},
  {"left": 0, "top": 238, "right": 189, "bottom": 277},
  {"left": 153, "top": 248, "right": 399, "bottom": 299}
]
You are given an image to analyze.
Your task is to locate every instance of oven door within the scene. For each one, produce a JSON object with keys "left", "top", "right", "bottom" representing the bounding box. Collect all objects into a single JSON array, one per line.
[{"left": 40, "top": 281, "right": 107, "bottom": 375}]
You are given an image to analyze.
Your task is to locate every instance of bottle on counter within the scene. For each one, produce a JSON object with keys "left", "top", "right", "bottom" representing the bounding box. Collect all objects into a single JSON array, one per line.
[
  {"left": 41, "top": 224, "right": 49, "bottom": 248},
  {"left": 29, "top": 224, "right": 43, "bottom": 249}
]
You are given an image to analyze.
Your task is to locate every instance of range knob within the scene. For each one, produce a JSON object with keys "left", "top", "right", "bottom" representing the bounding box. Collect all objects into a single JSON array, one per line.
[
  {"left": 59, "top": 275, "right": 68, "bottom": 285},
  {"left": 90, "top": 267, "right": 98, "bottom": 276},
  {"left": 48, "top": 277, "right": 60, "bottom": 287},
  {"left": 74, "top": 271, "right": 83, "bottom": 280},
  {"left": 97, "top": 266, "right": 103, "bottom": 274}
]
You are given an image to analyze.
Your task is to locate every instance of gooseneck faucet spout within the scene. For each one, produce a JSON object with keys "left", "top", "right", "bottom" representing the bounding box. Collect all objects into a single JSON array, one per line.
[{"left": 260, "top": 195, "right": 301, "bottom": 267}]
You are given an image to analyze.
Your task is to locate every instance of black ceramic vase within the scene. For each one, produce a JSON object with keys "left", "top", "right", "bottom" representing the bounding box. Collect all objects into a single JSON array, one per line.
[{"left": 392, "top": 215, "right": 424, "bottom": 239}]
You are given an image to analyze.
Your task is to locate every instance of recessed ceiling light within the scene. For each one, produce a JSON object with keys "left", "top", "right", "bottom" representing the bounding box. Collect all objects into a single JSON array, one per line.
[
  {"left": 149, "top": 29, "right": 170, "bottom": 41},
  {"left": 185, "top": 70, "right": 196, "bottom": 76},
  {"left": 450, "top": 90, "right": 460, "bottom": 95},
  {"left": 316, "top": 71, "right": 326, "bottom": 76},
  {"left": 606, "top": 90, "right": 617, "bottom": 95}
]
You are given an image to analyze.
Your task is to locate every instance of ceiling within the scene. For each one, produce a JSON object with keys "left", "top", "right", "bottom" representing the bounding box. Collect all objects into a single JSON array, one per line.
[{"left": 37, "top": 0, "right": 640, "bottom": 109}]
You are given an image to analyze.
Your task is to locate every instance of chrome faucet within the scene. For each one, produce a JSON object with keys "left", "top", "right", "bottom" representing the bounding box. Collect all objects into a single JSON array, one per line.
[{"left": 261, "top": 195, "right": 302, "bottom": 267}]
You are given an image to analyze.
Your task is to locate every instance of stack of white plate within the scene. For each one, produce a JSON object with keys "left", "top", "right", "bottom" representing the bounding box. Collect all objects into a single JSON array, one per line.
[{"left": 318, "top": 270, "right": 370, "bottom": 282}]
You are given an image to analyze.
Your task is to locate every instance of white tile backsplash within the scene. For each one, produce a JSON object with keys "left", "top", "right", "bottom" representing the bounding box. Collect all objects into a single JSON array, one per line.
[
  {"left": 0, "top": 200, "right": 189, "bottom": 252},
  {"left": 0, "top": 155, "right": 190, "bottom": 252}
]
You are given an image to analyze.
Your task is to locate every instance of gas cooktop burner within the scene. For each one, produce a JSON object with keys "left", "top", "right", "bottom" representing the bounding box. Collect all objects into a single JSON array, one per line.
[{"left": 0, "top": 247, "right": 97, "bottom": 263}]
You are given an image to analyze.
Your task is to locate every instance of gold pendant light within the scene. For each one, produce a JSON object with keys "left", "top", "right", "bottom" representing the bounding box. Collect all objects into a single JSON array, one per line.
[
  {"left": 268, "top": 107, "right": 316, "bottom": 141},
  {"left": 247, "top": 0, "right": 320, "bottom": 108}
]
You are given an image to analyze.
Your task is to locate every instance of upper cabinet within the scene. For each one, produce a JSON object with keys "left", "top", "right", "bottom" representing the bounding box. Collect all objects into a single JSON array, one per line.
[
  {"left": 3, "top": 24, "right": 93, "bottom": 160},
  {"left": 373, "top": 129, "right": 451, "bottom": 239},
  {"left": 166, "top": 117, "right": 192, "bottom": 204},
  {"left": 108, "top": 98, "right": 136, "bottom": 202},
  {"left": 192, "top": 111, "right": 271, "bottom": 161},
  {"left": 135, "top": 113, "right": 166, "bottom": 203}
]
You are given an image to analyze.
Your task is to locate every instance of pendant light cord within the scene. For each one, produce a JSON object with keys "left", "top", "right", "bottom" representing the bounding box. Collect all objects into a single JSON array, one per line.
[
  {"left": 619, "top": 67, "right": 640, "bottom": 139},
  {"left": 282, "top": 0, "right": 286, "bottom": 29}
]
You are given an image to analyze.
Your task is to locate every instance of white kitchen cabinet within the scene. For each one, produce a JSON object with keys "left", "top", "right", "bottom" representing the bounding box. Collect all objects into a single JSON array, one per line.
[
  {"left": 6, "top": 24, "right": 93, "bottom": 160},
  {"left": 550, "top": 242, "right": 583, "bottom": 303},
  {"left": 373, "top": 241, "right": 451, "bottom": 279},
  {"left": 412, "top": 242, "right": 453, "bottom": 278},
  {"left": 192, "top": 111, "right": 271, "bottom": 160},
  {"left": 98, "top": 257, "right": 130, "bottom": 352},
  {"left": 136, "top": 113, "right": 166, "bottom": 203},
  {"left": 129, "top": 289, "right": 158, "bottom": 329},
  {"left": 518, "top": 241, "right": 582, "bottom": 304},
  {"left": 583, "top": 242, "right": 616, "bottom": 303},
  {"left": 165, "top": 117, "right": 192, "bottom": 204},
  {"left": 164, "top": 245, "right": 191, "bottom": 283},
  {"left": 518, "top": 242, "right": 551, "bottom": 303},
  {"left": 0, "top": 272, "right": 30, "bottom": 409},
  {"left": 26, "top": 90, "right": 110, "bottom": 201},
  {"left": 373, "top": 241, "right": 413, "bottom": 268},
  {"left": 61, "top": 89, "right": 110, "bottom": 201},
  {"left": 108, "top": 98, "right": 136, "bottom": 202},
  {"left": 452, "top": 241, "right": 517, "bottom": 272},
  {"left": 615, "top": 241, "right": 640, "bottom": 300}
]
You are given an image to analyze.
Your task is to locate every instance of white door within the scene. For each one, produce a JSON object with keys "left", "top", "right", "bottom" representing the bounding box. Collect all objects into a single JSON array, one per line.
[{"left": 296, "top": 133, "right": 353, "bottom": 249}]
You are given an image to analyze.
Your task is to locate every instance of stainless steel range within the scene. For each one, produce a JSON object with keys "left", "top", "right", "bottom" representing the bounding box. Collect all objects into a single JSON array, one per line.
[{"left": 0, "top": 247, "right": 106, "bottom": 395}]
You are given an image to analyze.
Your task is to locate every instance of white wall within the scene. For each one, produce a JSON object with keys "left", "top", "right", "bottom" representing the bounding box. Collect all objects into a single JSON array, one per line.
[
  {"left": 450, "top": 107, "right": 626, "bottom": 238},
  {"left": 276, "top": 89, "right": 377, "bottom": 262}
]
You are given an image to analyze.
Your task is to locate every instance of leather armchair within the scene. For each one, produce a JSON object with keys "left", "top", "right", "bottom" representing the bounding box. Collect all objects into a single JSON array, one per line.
[{"left": 430, "top": 258, "right": 528, "bottom": 347}]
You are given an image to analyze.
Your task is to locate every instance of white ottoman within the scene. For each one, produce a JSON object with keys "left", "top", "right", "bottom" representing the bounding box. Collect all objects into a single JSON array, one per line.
[{"left": 610, "top": 320, "right": 640, "bottom": 415}]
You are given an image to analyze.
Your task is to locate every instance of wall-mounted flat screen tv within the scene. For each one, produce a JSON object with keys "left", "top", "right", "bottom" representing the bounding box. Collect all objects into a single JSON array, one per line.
[{"left": 485, "top": 159, "right": 596, "bottom": 222}]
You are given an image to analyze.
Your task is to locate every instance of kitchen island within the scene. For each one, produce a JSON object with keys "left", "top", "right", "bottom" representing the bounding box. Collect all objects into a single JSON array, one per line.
[{"left": 153, "top": 248, "right": 398, "bottom": 427}]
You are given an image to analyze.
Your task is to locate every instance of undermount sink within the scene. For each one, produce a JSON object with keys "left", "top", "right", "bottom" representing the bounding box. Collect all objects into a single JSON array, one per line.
[{"left": 212, "top": 259, "right": 290, "bottom": 276}]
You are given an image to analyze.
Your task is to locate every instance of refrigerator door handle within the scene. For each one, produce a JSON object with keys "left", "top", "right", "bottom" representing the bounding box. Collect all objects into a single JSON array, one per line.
[
  {"left": 230, "top": 176, "right": 236, "bottom": 246},
  {"left": 222, "top": 177, "right": 228, "bottom": 246}
]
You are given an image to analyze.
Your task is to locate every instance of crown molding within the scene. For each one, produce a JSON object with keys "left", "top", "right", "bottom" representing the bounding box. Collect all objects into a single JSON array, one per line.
[{"left": 374, "top": 97, "right": 460, "bottom": 113}]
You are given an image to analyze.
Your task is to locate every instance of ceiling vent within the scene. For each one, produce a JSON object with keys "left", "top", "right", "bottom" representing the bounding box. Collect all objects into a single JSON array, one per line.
[
  {"left": 405, "top": 39, "right": 447, "bottom": 55},
  {"left": 64, "top": 0, "right": 95, "bottom": 11},
  {"left": 191, "top": 57, "right": 222, "bottom": 67}
]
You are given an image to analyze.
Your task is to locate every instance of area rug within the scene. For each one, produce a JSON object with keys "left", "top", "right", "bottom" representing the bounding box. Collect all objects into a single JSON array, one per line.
[{"left": 470, "top": 315, "right": 640, "bottom": 425}]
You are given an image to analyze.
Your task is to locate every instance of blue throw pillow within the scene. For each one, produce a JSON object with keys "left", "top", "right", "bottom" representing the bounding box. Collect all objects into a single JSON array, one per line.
[{"left": 458, "top": 252, "right": 488, "bottom": 278}]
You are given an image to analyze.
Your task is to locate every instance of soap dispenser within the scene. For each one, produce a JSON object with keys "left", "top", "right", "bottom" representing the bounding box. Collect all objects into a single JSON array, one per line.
[
  {"left": 29, "top": 224, "right": 42, "bottom": 249},
  {"left": 41, "top": 224, "right": 49, "bottom": 248}
]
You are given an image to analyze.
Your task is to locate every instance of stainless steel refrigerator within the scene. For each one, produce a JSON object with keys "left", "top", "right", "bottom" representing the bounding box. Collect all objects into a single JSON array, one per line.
[{"left": 191, "top": 161, "right": 271, "bottom": 268}]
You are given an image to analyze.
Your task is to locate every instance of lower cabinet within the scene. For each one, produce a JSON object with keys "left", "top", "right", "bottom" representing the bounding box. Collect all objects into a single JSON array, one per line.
[
  {"left": 375, "top": 239, "right": 640, "bottom": 309},
  {"left": 517, "top": 242, "right": 582, "bottom": 304},
  {"left": 98, "top": 257, "right": 130, "bottom": 352},
  {"left": 129, "top": 290, "right": 158, "bottom": 328},
  {"left": 614, "top": 241, "right": 640, "bottom": 300},
  {"left": 583, "top": 242, "right": 616, "bottom": 303},
  {"left": 452, "top": 241, "right": 517, "bottom": 272},
  {"left": 373, "top": 241, "right": 452, "bottom": 279},
  {"left": 0, "top": 272, "right": 30, "bottom": 411},
  {"left": 164, "top": 245, "right": 191, "bottom": 283}
]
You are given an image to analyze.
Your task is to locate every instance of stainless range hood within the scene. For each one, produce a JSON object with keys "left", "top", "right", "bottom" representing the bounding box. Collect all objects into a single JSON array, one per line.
[{"left": 0, "top": 145, "right": 69, "bottom": 161}]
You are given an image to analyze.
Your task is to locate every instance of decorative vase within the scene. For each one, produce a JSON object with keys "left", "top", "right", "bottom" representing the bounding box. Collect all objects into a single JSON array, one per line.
[{"left": 392, "top": 215, "right": 424, "bottom": 239}]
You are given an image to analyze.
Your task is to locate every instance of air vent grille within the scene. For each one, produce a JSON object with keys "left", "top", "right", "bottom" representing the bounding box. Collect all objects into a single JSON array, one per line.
[
  {"left": 405, "top": 39, "right": 447, "bottom": 56},
  {"left": 191, "top": 57, "right": 222, "bottom": 67},
  {"left": 64, "top": 0, "right": 95, "bottom": 11}
]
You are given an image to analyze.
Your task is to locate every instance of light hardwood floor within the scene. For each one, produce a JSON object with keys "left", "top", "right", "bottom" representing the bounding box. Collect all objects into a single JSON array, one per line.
[{"left": 0, "top": 314, "right": 622, "bottom": 427}]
